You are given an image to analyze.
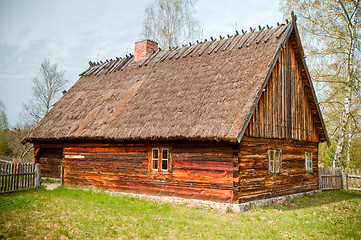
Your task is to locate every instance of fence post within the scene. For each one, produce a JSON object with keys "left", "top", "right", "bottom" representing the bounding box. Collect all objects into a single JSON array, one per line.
[
  {"left": 342, "top": 168, "right": 348, "bottom": 189},
  {"left": 60, "top": 165, "right": 64, "bottom": 185},
  {"left": 34, "top": 163, "right": 41, "bottom": 188}
]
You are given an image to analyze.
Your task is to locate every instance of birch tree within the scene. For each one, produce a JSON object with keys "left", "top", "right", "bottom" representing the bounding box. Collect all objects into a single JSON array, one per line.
[
  {"left": 23, "top": 58, "right": 67, "bottom": 125},
  {"left": 281, "top": 0, "right": 361, "bottom": 167},
  {"left": 142, "top": 0, "right": 200, "bottom": 49}
]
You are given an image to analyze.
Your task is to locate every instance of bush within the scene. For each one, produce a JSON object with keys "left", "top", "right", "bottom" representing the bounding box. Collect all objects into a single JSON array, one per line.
[{"left": 0, "top": 132, "right": 13, "bottom": 156}]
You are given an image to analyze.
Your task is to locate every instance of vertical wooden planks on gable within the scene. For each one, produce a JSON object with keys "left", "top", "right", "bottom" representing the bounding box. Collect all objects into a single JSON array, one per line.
[
  {"left": 269, "top": 75, "right": 274, "bottom": 138},
  {"left": 273, "top": 65, "right": 277, "bottom": 138},
  {"left": 259, "top": 88, "right": 264, "bottom": 137},
  {"left": 286, "top": 45, "right": 292, "bottom": 139},
  {"left": 292, "top": 53, "right": 296, "bottom": 140},
  {"left": 278, "top": 54, "right": 282, "bottom": 138},
  {"left": 244, "top": 38, "right": 320, "bottom": 143}
]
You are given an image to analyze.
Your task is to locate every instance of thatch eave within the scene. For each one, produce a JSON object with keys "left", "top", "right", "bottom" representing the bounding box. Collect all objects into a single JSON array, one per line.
[{"left": 27, "top": 135, "right": 237, "bottom": 144}]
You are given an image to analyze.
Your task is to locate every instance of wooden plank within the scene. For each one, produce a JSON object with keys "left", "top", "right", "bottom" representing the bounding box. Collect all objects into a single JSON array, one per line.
[
  {"left": 0, "top": 162, "right": 4, "bottom": 191},
  {"left": 7, "top": 163, "right": 11, "bottom": 192},
  {"left": 286, "top": 45, "right": 292, "bottom": 138},
  {"left": 269, "top": 76, "right": 273, "bottom": 138},
  {"left": 281, "top": 47, "right": 285, "bottom": 138},
  {"left": 3, "top": 163, "right": 7, "bottom": 192},
  {"left": 278, "top": 53, "right": 282, "bottom": 137},
  {"left": 0, "top": 163, "right": 4, "bottom": 192},
  {"left": 259, "top": 100, "right": 262, "bottom": 138},
  {"left": 27, "top": 163, "right": 30, "bottom": 188},
  {"left": 10, "top": 162, "right": 15, "bottom": 192},
  {"left": 15, "top": 163, "right": 19, "bottom": 190}
]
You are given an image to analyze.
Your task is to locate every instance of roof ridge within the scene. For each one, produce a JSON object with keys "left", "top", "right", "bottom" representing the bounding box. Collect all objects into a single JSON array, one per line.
[{"left": 80, "top": 21, "right": 291, "bottom": 77}]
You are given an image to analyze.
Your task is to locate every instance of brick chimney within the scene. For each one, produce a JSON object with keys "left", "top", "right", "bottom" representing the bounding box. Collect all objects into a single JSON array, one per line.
[{"left": 134, "top": 39, "right": 158, "bottom": 62}]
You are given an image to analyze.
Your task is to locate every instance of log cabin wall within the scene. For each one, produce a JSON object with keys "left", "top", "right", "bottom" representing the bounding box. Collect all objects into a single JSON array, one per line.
[
  {"left": 62, "top": 141, "right": 238, "bottom": 203},
  {"left": 237, "top": 136, "right": 318, "bottom": 203},
  {"left": 38, "top": 148, "right": 63, "bottom": 179},
  {"left": 245, "top": 37, "right": 319, "bottom": 142}
]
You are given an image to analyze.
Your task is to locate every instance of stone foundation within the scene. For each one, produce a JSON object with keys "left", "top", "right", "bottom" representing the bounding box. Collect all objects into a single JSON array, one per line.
[{"left": 104, "top": 189, "right": 321, "bottom": 214}]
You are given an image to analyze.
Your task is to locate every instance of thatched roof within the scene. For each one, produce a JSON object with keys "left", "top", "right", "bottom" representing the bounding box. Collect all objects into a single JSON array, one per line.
[{"left": 26, "top": 18, "right": 327, "bottom": 143}]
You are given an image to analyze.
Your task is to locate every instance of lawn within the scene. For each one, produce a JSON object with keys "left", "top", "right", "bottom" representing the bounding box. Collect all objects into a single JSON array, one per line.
[{"left": 0, "top": 187, "right": 360, "bottom": 239}]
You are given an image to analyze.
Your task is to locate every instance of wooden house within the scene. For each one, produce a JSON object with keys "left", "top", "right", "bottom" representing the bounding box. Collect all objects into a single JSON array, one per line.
[{"left": 26, "top": 15, "right": 328, "bottom": 203}]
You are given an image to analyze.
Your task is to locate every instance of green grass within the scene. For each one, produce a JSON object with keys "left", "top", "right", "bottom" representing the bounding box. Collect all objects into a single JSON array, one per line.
[
  {"left": 41, "top": 178, "right": 61, "bottom": 184},
  {"left": 0, "top": 187, "right": 360, "bottom": 239}
]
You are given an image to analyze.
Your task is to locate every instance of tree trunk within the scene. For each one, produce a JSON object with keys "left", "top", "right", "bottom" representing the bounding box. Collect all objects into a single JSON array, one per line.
[
  {"left": 346, "top": 124, "right": 352, "bottom": 165},
  {"left": 333, "top": 3, "right": 359, "bottom": 168},
  {"left": 333, "top": 94, "right": 351, "bottom": 168}
]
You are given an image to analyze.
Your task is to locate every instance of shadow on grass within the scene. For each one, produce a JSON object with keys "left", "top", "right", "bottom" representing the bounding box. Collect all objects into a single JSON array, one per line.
[{"left": 257, "top": 189, "right": 361, "bottom": 211}]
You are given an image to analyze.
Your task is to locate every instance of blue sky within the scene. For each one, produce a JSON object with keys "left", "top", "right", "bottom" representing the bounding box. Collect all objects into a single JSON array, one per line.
[{"left": 0, "top": 0, "right": 284, "bottom": 127}]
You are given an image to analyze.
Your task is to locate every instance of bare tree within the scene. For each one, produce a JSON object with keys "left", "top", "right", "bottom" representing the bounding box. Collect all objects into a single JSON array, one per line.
[
  {"left": 142, "top": 0, "right": 201, "bottom": 49},
  {"left": 7, "top": 129, "right": 33, "bottom": 159},
  {"left": 23, "top": 58, "right": 67, "bottom": 124},
  {"left": 281, "top": 0, "right": 361, "bottom": 168}
]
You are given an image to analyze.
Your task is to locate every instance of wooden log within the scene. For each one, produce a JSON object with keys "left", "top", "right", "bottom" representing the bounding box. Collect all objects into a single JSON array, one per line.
[{"left": 238, "top": 29, "right": 255, "bottom": 49}]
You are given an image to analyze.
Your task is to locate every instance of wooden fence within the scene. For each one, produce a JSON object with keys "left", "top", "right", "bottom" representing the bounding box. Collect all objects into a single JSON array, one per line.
[
  {"left": 345, "top": 168, "right": 361, "bottom": 191},
  {"left": 319, "top": 167, "right": 342, "bottom": 190},
  {"left": 0, "top": 160, "right": 41, "bottom": 193},
  {"left": 319, "top": 167, "right": 361, "bottom": 191}
]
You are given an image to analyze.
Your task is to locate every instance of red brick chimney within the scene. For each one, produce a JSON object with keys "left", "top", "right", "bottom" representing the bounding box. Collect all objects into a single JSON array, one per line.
[{"left": 134, "top": 39, "right": 158, "bottom": 62}]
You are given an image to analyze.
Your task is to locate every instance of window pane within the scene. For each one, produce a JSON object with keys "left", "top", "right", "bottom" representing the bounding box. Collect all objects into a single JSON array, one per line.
[
  {"left": 275, "top": 159, "right": 279, "bottom": 173},
  {"left": 275, "top": 150, "right": 281, "bottom": 173},
  {"left": 269, "top": 150, "right": 274, "bottom": 173},
  {"left": 161, "top": 149, "right": 168, "bottom": 171},
  {"left": 162, "top": 149, "right": 168, "bottom": 159},
  {"left": 153, "top": 149, "right": 159, "bottom": 159},
  {"left": 162, "top": 159, "right": 168, "bottom": 170},
  {"left": 306, "top": 152, "right": 312, "bottom": 171},
  {"left": 153, "top": 159, "right": 158, "bottom": 170},
  {"left": 152, "top": 149, "right": 159, "bottom": 170}
]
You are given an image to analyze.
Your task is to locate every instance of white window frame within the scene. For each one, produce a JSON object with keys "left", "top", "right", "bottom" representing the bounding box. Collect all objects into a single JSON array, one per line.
[
  {"left": 305, "top": 152, "right": 312, "bottom": 171},
  {"left": 269, "top": 149, "right": 281, "bottom": 174},
  {"left": 151, "top": 148, "right": 159, "bottom": 171},
  {"left": 161, "top": 148, "right": 169, "bottom": 171}
]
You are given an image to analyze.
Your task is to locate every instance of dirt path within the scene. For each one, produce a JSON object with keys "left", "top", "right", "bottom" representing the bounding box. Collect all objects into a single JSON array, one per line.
[{"left": 42, "top": 183, "right": 61, "bottom": 190}]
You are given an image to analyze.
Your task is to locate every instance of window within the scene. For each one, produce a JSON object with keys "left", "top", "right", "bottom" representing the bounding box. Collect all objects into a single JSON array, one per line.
[
  {"left": 269, "top": 149, "right": 281, "bottom": 173},
  {"left": 161, "top": 149, "right": 169, "bottom": 171},
  {"left": 151, "top": 147, "right": 170, "bottom": 171},
  {"left": 152, "top": 148, "right": 159, "bottom": 171},
  {"left": 305, "top": 152, "right": 312, "bottom": 171}
]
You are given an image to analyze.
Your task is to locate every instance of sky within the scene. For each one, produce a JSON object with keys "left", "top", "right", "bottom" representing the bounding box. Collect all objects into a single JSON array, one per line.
[{"left": 0, "top": 0, "right": 284, "bottom": 127}]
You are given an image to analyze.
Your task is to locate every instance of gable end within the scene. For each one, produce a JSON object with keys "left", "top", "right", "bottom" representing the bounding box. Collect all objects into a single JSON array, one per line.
[{"left": 237, "top": 14, "right": 328, "bottom": 143}]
